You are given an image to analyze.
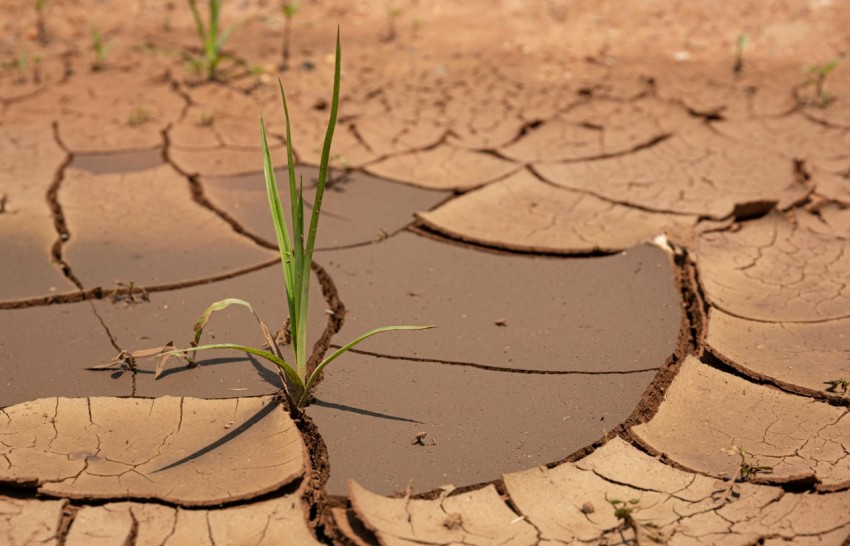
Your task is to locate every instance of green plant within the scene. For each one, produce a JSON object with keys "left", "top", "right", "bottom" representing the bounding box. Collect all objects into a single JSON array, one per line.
[
  {"left": 608, "top": 499, "right": 663, "bottom": 544},
  {"left": 187, "top": 0, "right": 248, "bottom": 79},
  {"left": 802, "top": 56, "right": 843, "bottom": 107},
  {"left": 15, "top": 49, "right": 28, "bottom": 83},
  {"left": 35, "top": 0, "right": 48, "bottom": 44},
  {"left": 383, "top": 4, "right": 402, "bottom": 42},
  {"left": 825, "top": 378, "right": 849, "bottom": 394},
  {"left": 91, "top": 26, "right": 114, "bottom": 71},
  {"left": 734, "top": 445, "right": 772, "bottom": 481},
  {"left": 128, "top": 106, "right": 152, "bottom": 127},
  {"left": 733, "top": 33, "right": 747, "bottom": 74},
  {"left": 280, "top": 1, "right": 300, "bottom": 69},
  {"left": 95, "top": 33, "right": 432, "bottom": 409}
]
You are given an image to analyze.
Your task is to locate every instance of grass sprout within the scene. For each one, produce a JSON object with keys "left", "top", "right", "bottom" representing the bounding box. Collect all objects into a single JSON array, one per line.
[
  {"left": 608, "top": 498, "right": 663, "bottom": 544},
  {"left": 733, "top": 33, "right": 747, "bottom": 75},
  {"left": 128, "top": 106, "right": 152, "bottom": 127},
  {"left": 93, "top": 31, "right": 433, "bottom": 409},
  {"left": 35, "top": 0, "right": 48, "bottom": 44},
  {"left": 187, "top": 0, "right": 249, "bottom": 79},
  {"left": 91, "top": 26, "right": 114, "bottom": 71},
  {"left": 802, "top": 56, "right": 843, "bottom": 107},
  {"left": 824, "top": 378, "right": 849, "bottom": 394},
  {"left": 280, "top": 1, "right": 300, "bottom": 69}
]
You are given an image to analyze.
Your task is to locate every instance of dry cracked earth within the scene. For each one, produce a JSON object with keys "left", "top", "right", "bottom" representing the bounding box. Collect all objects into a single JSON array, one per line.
[{"left": 1, "top": 0, "right": 850, "bottom": 544}]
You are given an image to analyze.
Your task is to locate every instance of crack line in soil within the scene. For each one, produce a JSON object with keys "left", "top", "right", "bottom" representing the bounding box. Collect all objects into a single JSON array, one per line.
[
  {"left": 46, "top": 121, "right": 84, "bottom": 290},
  {"left": 329, "top": 346, "right": 660, "bottom": 376}
]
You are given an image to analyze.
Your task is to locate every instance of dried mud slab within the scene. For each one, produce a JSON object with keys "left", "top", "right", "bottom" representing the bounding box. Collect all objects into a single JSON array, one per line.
[
  {"left": 695, "top": 211, "right": 850, "bottom": 322},
  {"left": 170, "top": 84, "right": 263, "bottom": 151},
  {"left": 64, "top": 495, "right": 319, "bottom": 546},
  {"left": 0, "top": 124, "right": 76, "bottom": 300},
  {"left": 534, "top": 127, "right": 805, "bottom": 219},
  {"left": 0, "top": 496, "right": 66, "bottom": 546},
  {"left": 13, "top": 71, "right": 183, "bottom": 153},
  {"left": 0, "top": 396, "right": 306, "bottom": 505},
  {"left": 347, "top": 481, "right": 537, "bottom": 545},
  {"left": 632, "top": 356, "right": 850, "bottom": 491},
  {"left": 418, "top": 169, "right": 697, "bottom": 253},
  {"left": 500, "top": 99, "right": 668, "bottom": 163},
  {"left": 93, "top": 264, "right": 328, "bottom": 399},
  {"left": 706, "top": 308, "right": 850, "bottom": 400},
  {"left": 653, "top": 62, "right": 797, "bottom": 119},
  {"left": 309, "top": 352, "right": 656, "bottom": 495},
  {"left": 504, "top": 437, "right": 850, "bottom": 545},
  {"left": 61, "top": 164, "right": 273, "bottom": 289},
  {"left": 715, "top": 114, "right": 850, "bottom": 174},
  {"left": 169, "top": 143, "right": 289, "bottom": 179},
  {"left": 0, "top": 304, "right": 127, "bottom": 408},
  {"left": 323, "top": 233, "right": 682, "bottom": 373},
  {"left": 202, "top": 166, "right": 448, "bottom": 250},
  {"left": 364, "top": 145, "right": 519, "bottom": 191},
  {"left": 812, "top": 169, "right": 850, "bottom": 205}
]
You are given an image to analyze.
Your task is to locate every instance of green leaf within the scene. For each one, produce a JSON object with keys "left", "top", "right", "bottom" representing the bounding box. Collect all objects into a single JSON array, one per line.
[
  {"left": 192, "top": 298, "right": 280, "bottom": 359},
  {"left": 160, "top": 343, "right": 303, "bottom": 396},
  {"left": 300, "top": 324, "right": 434, "bottom": 406},
  {"left": 261, "top": 112, "right": 298, "bottom": 351}
]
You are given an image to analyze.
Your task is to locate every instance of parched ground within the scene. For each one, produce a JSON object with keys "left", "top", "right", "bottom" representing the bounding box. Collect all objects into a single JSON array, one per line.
[{"left": 1, "top": 0, "right": 850, "bottom": 544}]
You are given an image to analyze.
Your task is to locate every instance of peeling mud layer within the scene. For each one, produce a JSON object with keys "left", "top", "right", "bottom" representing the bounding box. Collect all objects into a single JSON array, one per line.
[{"left": 2, "top": 0, "right": 850, "bottom": 543}]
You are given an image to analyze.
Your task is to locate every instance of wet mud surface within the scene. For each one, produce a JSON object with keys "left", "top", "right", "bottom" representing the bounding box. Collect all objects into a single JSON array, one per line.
[{"left": 2, "top": 0, "right": 850, "bottom": 543}]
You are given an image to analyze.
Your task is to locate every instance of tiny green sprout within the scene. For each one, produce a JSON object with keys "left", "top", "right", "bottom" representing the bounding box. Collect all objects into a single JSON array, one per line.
[
  {"left": 803, "top": 56, "right": 843, "bottom": 108},
  {"left": 15, "top": 49, "right": 28, "bottom": 83},
  {"left": 825, "top": 378, "right": 850, "bottom": 394},
  {"left": 733, "top": 33, "right": 748, "bottom": 75},
  {"left": 91, "top": 26, "right": 114, "bottom": 71},
  {"left": 93, "top": 32, "right": 433, "bottom": 409},
  {"left": 383, "top": 3, "right": 402, "bottom": 42},
  {"left": 280, "top": 0, "right": 301, "bottom": 69},
  {"left": 34, "top": 0, "right": 48, "bottom": 44},
  {"left": 128, "top": 106, "right": 152, "bottom": 127},
  {"left": 198, "top": 110, "right": 215, "bottom": 127},
  {"left": 187, "top": 0, "right": 251, "bottom": 79},
  {"left": 608, "top": 498, "right": 663, "bottom": 544},
  {"left": 734, "top": 445, "right": 773, "bottom": 481}
]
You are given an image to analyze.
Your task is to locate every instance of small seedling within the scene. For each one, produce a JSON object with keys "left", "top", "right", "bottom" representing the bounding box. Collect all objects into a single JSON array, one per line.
[
  {"left": 128, "top": 106, "right": 152, "bottom": 127},
  {"left": 713, "top": 445, "right": 773, "bottom": 504},
  {"left": 93, "top": 32, "right": 432, "bottom": 409},
  {"left": 14, "top": 49, "right": 29, "bottom": 83},
  {"left": 187, "top": 0, "right": 249, "bottom": 79},
  {"left": 382, "top": 4, "right": 402, "bottom": 42},
  {"left": 735, "top": 445, "right": 773, "bottom": 480},
  {"left": 608, "top": 498, "right": 663, "bottom": 544},
  {"left": 109, "top": 280, "right": 149, "bottom": 305},
  {"left": 198, "top": 110, "right": 215, "bottom": 127},
  {"left": 733, "top": 33, "right": 747, "bottom": 75},
  {"left": 802, "top": 56, "right": 843, "bottom": 107},
  {"left": 280, "top": 0, "right": 300, "bottom": 70},
  {"left": 34, "top": 0, "right": 48, "bottom": 44},
  {"left": 91, "top": 26, "right": 114, "bottom": 71},
  {"left": 825, "top": 378, "right": 849, "bottom": 394}
]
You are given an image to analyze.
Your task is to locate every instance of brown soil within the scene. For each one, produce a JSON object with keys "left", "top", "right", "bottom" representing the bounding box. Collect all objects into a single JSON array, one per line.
[{"left": 2, "top": 0, "right": 850, "bottom": 543}]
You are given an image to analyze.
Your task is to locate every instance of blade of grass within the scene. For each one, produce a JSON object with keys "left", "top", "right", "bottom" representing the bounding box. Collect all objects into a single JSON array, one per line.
[
  {"left": 160, "top": 343, "right": 303, "bottom": 394},
  {"left": 261, "top": 113, "right": 298, "bottom": 350},
  {"left": 299, "top": 324, "right": 434, "bottom": 406},
  {"left": 192, "top": 298, "right": 280, "bottom": 359},
  {"left": 276, "top": 80, "right": 305, "bottom": 374}
]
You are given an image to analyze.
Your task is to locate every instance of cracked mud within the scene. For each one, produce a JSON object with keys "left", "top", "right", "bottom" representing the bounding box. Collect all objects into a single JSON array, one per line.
[{"left": 2, "top": 0, "right": 850, "bottom": 544}]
